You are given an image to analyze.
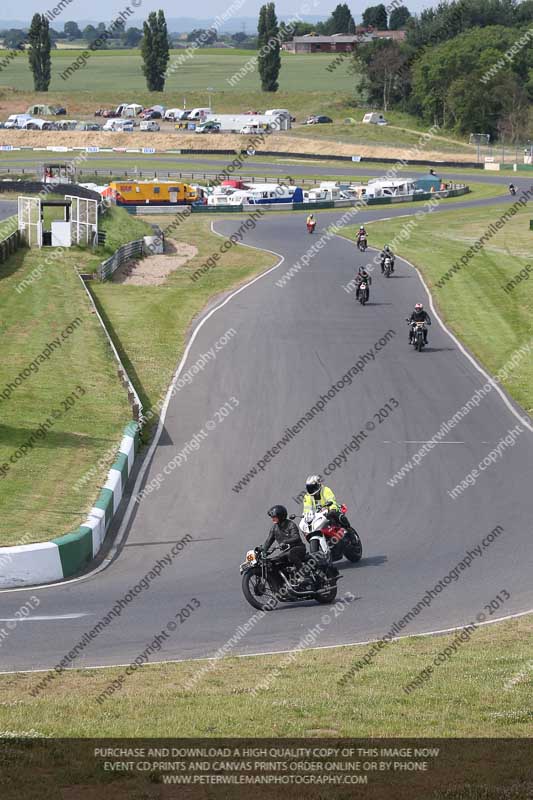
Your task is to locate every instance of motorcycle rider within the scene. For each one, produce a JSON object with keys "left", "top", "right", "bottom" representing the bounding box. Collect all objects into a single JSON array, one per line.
[
  {"left": 302, "top": 475, "right": 354, "bottom": 531},
  {"left": 509, "top": 183, "right": 516, "bottom": 196},
  {"left": 263, "top": 505, "right": 307, "bottom": 576},
  {"left": 355, "top": 265, "right": 372, "bottom": 301},
  {"left": 357, "top": 225, "right": 367, "bottom": 246},
  {"left": 408, "top": 302, "right": 431, "bottom": 344},
  {"left": 380, "top": 244, "right": 395, "bottom": 273},
  {"left": 306, "top": 213, "right": 316, "bottom": 229}
]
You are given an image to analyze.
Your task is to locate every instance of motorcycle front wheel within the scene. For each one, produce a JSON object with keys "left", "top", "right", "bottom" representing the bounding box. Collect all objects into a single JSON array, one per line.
[
  {"left": 242, "top": 569, "right": 279, "bottom": 611},
  {"left": 316, "top": 587, "right": 337, "bottom": 604}
]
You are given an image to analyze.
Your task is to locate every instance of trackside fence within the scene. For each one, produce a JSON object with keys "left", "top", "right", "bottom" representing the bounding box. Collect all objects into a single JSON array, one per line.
[
  {"left": 98, "top": 239, "right": 143, "bottom": 280},
  {"left": 0, "top": 228, "right": 22, "bottom": 263}
]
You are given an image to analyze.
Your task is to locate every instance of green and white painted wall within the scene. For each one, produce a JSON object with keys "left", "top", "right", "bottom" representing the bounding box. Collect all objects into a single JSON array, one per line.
[{"left": 0, "top": 422, "right": 140, "bottom": 589}]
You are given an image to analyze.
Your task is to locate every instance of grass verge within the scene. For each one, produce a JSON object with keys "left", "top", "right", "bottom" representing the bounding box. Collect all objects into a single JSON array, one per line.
[
  {"left": 0, "top": 207, "right": 152, "bottom": 547},
  {"left": 1, "top": 615, "right": 531, "bottom": 736}
]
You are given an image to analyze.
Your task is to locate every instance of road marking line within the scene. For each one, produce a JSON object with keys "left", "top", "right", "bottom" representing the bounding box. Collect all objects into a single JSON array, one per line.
[
  {"left": 383, "top": 440, "right": 466, "bottom": 444},
  {"left": 0, "top": 614, "right": 88, "bottom": 621}
]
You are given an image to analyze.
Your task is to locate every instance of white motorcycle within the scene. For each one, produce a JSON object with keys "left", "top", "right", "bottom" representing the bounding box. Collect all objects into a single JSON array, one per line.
[{"left": 296, "top": 508, "right": 333, "bottom": 560}]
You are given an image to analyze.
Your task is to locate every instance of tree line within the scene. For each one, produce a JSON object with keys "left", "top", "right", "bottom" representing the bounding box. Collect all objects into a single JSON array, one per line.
[
  {"left": 354, "top": 0, "right": 533, "bottom": 141},
  {"left": 2, "top": 2, "right": 412, "bottom": 92}
]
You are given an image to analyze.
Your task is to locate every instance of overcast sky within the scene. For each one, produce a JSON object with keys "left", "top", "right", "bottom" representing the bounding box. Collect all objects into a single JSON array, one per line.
[{"left": 1, "top": 0, "right": 438, "bottom": 25}]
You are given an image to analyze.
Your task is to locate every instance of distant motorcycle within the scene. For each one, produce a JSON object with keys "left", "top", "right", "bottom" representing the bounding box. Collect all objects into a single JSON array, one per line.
[
  {"left": 307, "top": 220, "right": 316, "bottom": 233},
  {"left": 509, "top": 185, "right": 517, "bottom": 196},
  {"left": 408, "top": 319, "right": 428, "bottom": 352},
  {"left": 383, "top": 256, "right": 393, "bottom": 277},
  {"left": 357, "top": 235, "right": 368, "bottom": 252}
]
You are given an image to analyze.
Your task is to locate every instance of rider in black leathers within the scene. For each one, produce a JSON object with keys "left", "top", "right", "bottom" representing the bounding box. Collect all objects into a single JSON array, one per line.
[
  {"left": 355, "top": 266, "right": 372, "bottom": 301},
  {"left": 408, "top": 303, "right": 431, "bottom": 344},
  {"left": 381, "top": 245, "right": 395, "bottom": 273},
  {"left": 263, "top": 505, "right": 306, "bottom": 572}
]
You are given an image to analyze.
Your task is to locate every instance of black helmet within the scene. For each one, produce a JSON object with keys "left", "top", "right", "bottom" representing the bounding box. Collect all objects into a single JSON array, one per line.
[{"left": 268, "top": 504, "right": 287, "bottom": 522}]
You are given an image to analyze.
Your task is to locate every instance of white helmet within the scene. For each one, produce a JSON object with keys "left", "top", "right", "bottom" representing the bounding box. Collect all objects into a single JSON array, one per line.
[{"left": 305, "top": 474, "right": 322, "bottom": 497}]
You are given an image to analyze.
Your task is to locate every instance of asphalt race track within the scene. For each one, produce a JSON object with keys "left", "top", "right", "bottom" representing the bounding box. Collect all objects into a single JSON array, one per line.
[
  {"left": 0, "top": 200, "right": 17, "bottom": 221},
  {"left": 1, "top": 176, "right": 532, "bottom": 675}
]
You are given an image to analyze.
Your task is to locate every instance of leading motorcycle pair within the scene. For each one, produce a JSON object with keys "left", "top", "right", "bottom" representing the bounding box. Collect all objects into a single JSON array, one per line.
[{"left": 240, "top": 503, "right": 362, "bottom": 610}]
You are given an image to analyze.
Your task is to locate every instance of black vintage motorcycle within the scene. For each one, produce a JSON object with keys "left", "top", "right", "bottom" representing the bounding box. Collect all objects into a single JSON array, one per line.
[
  {"left": 408, "top": 319, "right": 428, "bottom": 352},
  {"left": 240, "top": 546, "right": 340, "bottom": 610}
]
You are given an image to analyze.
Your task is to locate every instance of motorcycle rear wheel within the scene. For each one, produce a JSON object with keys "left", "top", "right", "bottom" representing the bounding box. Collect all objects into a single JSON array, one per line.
[
  {"left": 344, "top": 530, "right": 363, "bottom": 562},
  {"left": 242, "top": 570, "right": 278, "bottom": 611}
]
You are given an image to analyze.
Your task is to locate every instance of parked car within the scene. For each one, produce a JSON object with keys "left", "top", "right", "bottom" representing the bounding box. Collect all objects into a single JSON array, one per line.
[
  {"left": 140, "top": 109, "right": 163, "bottom": 120},
  {"left": 305, "top": 115, "right": 332, "bottom": 124},
  {"left": 22, "top": 119, "right": 56, "bottom": 130},
  {"left": 240, "top": 123, "right": 270, "bottom": 135},
  {"left": 76, "top": 121, "right": 100, "bottom": 131},
  {"left": 140, "top": 120, "right": 160, "bottom": 132},
  {"left": 195, "top": 121, "right": 221, "bottom": 133},
  {"left": 103, "top": 119, "right": 134, "bottom": 132}
]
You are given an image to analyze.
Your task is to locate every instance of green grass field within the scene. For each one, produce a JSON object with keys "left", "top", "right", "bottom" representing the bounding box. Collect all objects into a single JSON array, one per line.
[
  {"left": 0, "top": 207, "right": 151, "bottom": 547},
  {"left": 1, "top": 615, "right": 531, "bottom": 738},
  {"left": 0, "top": 48, "right": 485, "bottom": 155},
  {"left": 0, "top": 49, "right": 355, "bottom": 94}
]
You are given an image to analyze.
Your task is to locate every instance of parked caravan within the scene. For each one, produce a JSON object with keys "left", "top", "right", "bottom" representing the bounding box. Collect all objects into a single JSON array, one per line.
[
  {"left": 362, "top": 112, "right": 388, "bottom": 125},
  {"left": 363, "top": 178, "right": 416, "bottom": 197},
  {"left": 188, "top": 107, "right": 212, "bottom": 121},
  {"left": 225, "top": 183, "right": 303, "bottom": 205},
  {"left": 123, "top": 103, "right": 144, "bottom": 117},
  {"left": 106, "top": 180, "right": 198, "bottom": 205},
  {"left": 164, "top": 108, "right": 183, "bottom": 120}
]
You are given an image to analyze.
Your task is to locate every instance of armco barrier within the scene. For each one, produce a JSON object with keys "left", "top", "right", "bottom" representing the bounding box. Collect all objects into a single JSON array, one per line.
[
  {"left": 98, "top": 239, "right": 144, "bottom": 280},
  {"left": 0, "top": 421, "right": 140, "bottom": 588},
  {"left": 78, "top": 274, "right": 143, "bottom": 421},
  {"left": 0, "top": 146, "right": 484, "bottom": 170},
  {"left": 0, "top": 228, "right": 22, "bottom": 263},
  {"left": 0, "top": 181, "right": 101, "bottom": 202}
]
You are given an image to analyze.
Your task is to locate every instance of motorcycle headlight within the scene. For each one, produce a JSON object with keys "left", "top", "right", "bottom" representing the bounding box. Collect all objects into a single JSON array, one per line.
[{"left": 246, "top": 550, "right": 256, "bottom": 563}]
